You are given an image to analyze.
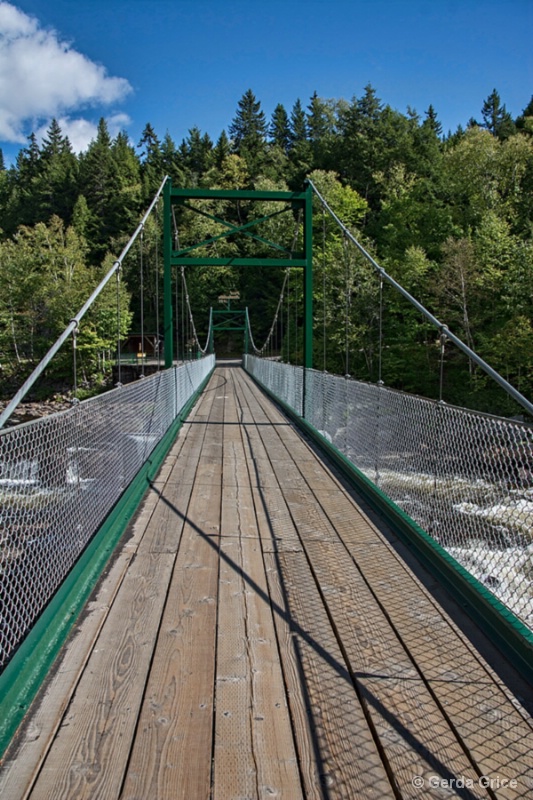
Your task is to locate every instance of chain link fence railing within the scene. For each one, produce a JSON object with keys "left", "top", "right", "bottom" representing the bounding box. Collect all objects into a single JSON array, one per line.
[
  {"left": 0, "top": 355, "right": 214, "bottom": 670},
  {"left": 244, "top": 355, "right": 533, "bottom": 631}
]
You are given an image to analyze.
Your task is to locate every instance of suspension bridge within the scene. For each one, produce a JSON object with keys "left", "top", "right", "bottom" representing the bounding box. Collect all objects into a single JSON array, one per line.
[{"left": 0, "top": 178, "right": 532, "bottom": 799}]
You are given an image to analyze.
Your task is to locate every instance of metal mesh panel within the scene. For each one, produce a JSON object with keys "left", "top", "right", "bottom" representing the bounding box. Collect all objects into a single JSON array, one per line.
[
  {"left": 0, "top": 355, "right": 214, "bottom": 670},
  {"left": 245, "top": 356, "right": 533, "bottom": 631}
]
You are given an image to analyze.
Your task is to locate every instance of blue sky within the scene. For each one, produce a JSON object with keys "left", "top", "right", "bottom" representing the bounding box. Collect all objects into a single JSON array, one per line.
[{"left": 0, "top": 0, "right": 532, "bottom": 164}]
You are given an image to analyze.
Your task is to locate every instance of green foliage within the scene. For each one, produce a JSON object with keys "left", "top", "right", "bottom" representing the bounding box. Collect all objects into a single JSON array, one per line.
[
  {"left": 0, "top": 217, "right": 131, "bottom": 391},
  {"left": 0, "top": 87, "right": 532, "bottom": 414}
]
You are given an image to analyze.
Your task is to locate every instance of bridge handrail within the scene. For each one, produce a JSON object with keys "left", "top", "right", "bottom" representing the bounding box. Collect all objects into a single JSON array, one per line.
[
  {"left": 307, "top": 179, "right": 533, "bottom": 418},
  {"left": 244, "top": 354, "right": 533, "bottom": 681},
  {"left": 0, "top": 176, "right": 170, "bottom": 430},
  {"left": 0, "top": 354, "right": 214, "bottom": 674}
]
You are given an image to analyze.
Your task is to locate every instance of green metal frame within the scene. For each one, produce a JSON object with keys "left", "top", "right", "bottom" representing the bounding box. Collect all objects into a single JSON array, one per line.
[
  {"left": 163, "top": 181, "right": 313, "bottom": 376},
  {"left": 211, "top": 308, "right": 249, "bottom": 353}
]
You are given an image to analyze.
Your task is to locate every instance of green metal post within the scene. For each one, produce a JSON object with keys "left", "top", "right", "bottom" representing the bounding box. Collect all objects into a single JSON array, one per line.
[
  {"left": 163, "top": 178, "right": 174, "bottom": 368},
  {"left": 303, "top": 182, "right": 313, "bottom": 417}
]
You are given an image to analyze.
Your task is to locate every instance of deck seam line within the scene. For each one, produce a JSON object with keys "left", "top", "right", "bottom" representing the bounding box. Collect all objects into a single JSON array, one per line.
[{"left": 210, "top": 374, "right": 225, "bottom": 799}]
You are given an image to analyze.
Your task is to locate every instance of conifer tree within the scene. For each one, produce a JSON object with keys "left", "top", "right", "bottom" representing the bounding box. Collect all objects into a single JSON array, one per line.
[
  {"left": 423, "top": 105, "right": 443, "bottom": 137},
  {"left": 481, "top": 89, "right": 515, "bottom": 139},
  {"left": 228, "top": 89, "right": 267, "bottom": 173},
  {"left": 213, "top": 130, "right": 231, "bottom": 168},
  {"left": 6, "top": 133, "right": 42, "bottom": 229},
  {"left": 269, "top": 104, "right": 291, "bottom": 153},
  {"left": 138, "top": 122, "right": 162, "bottom": 199},
  {"left": 36, "top": 119, "right": 78, "bottom": 224},
  {"left": 161, "top": 132, "right": 184, "bottom": 184},
  {"left": 78, "top": 118, "right": 120, "bottom": 259},
  {"left": 180, "top": 127, "right": 213, "bottom": 184},
  {"left": 289, "top": 98, "right": 308, "bottom": 146}
]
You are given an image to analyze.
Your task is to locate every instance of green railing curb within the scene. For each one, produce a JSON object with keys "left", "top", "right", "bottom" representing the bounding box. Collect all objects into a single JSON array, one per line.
[
  {"left": 0, "top": 367, "right": 214, "bottom": 760},
  {"left": 247, "top": 367, "right": 533, "bottom": 687}
]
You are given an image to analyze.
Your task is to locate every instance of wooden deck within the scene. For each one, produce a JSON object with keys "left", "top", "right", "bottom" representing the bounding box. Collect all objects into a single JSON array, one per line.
[{"left": 1, "top": 364, "right": 533, "bottom": 799}]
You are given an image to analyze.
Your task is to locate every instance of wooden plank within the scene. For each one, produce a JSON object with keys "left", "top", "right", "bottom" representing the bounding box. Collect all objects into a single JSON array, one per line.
[
  {"left": 252, "top": 486, "right": 304, "bottom": 554},
  {"left": 244, "top": 368, "right": 533, "bottom": 798},
  {"left": 26, "top": 546, "right": 177, "bottom": 800},
  {"left": 212, "top": 371, "right": 302, "bottom": 798},
  {"left": 307, "top": 485, "right": 533, "bottom": 795},
  {"left": 237, "top": 368, "right": 533, "bottom": 796},
  {"left": 0, "top": 545, "right": 136, "bottom": 800},
  {"left": 294, "top": 535, "right": 489, "bottom": 798},
  {"left": 0, "top": 382, "right": 216, "bottom": 800},
  {"left": 263, "top": 551, "right": 393, "bottom": 799},
  {"left": 233, "top": 376, "right": 393, "bottom": 798},
  {"left": 358, "top": 548, "right": 533, "bottom": 795},
  {"left": 213, "top": 373, "right": 259, "bottom": 797},
  {"left": 120, "top": 390, "right": 224, "bottom": 800},
  {"left": 242, "top": 382, "right": 486, "bottom": 798}
]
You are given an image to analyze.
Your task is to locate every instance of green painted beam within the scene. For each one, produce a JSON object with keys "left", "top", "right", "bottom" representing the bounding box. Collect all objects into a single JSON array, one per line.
[
  {"left": 0, "top": 366, "right": 214, "bottom": 760},
  {"left": 171, "top": 188, "right": 307, "bottom": 202},
  {"left": 163, "top": 178, "right": 174, "bottom": 368},
  {"left": 171, "top": 257, "right": 307, "bottom": 268},
  {"left": 246, "top": 367, "right": 533, "bottom": 687},
  {"left": 177, "top": 203, "right": 291, "bottom": 255}
]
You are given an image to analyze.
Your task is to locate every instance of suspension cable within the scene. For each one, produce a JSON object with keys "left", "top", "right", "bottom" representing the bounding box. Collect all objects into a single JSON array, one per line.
[
  {"left": 286, "top": 268, "right": 291, "bottom": 364},
  {"left": 247, "top": 270, "right": 289, "bottom": 355},
  {"left": 322, "top": 207, "right": 327, "bottom": 371},
  {"left": 0, "top": 175, "right": 170, "bottom": 429},
  {"left": 72, "top": 322, "right": 78, "bottom": 400},
  {"left": 307, "top": 178, "right": 533, "bottom": 417},
  {"left": 155, "top": 200, "right": 161, "bottom": 369},
  {"left": 116, "top": 267, "right": 122, "bottom": 385},
  {"left": 180, "top": 267, "right": 212, "bottom": 355},
  {"left": 378, "top": 271, "right": 384, "bottom": 385},
  {"left": 139, "top": 225, "right": 145, "bottom": 377}
]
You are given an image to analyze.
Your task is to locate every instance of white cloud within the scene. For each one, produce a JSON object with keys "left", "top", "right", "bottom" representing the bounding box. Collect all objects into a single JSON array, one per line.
[
  {"left": 0, "top": 2, "right": 132, "bottom": 143},
  {"left": 35, "top": 113, "right": 133, "bottom": 154}
]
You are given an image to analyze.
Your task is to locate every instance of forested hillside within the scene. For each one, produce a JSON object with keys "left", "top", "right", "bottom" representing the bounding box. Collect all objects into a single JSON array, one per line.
[{"left": 1, "top": 86, "right": 532, "bottom": 414}]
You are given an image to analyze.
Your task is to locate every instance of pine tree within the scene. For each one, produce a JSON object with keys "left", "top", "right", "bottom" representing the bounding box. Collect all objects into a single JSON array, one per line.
[
  {"left": 423, "top": 105, "right": 443, "bottom": 137},
  {"left": 138, "top": 123, "right": 162, "bottom": 200},
  {"left": 35, "top": 118, "right": 78, "bottom": 224},
  {"left": 228, "top": 89, "right": 267, "bottom": 174},
  {"left": 180, "top": 127, "right": 213, "bottom": 184},
  {"left": 289, "top": 98, "right": 308, "bottom": 146},
  {"left": 161, "top": 132, "right": 184, "bottom": 184},
  {"left": 78, "top": 118, "right": 120, "bottom": 259},
  {"left": 286, "top": 98, "right": 312, "bottom": 186},
  {"left": 112, "top": 131, "right": 141, "bottom": 229},
  {"left": 269, "top": 104, "right": 291, "bottom": 153},
  {"left": 481, "top": 89, "right": 515, "bottom": 139},
  {"left": 211, "top": 130, "right": 230, "bottom": 168}
]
